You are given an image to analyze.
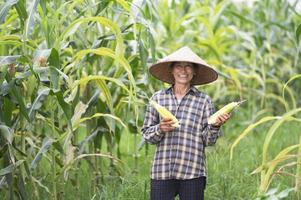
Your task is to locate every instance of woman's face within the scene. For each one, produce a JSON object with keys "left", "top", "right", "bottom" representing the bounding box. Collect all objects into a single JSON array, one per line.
[{"left": 171, "top": 62, "right": 194, "bottom": 85}]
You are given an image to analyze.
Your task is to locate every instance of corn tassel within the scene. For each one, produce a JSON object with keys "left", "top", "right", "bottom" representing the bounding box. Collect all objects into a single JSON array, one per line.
[
  {"left": 150, "top": 100, "right": 180, "bottom": 127},
  {"left": 208, "top": 100, "right": 246, "bottom": 125}
]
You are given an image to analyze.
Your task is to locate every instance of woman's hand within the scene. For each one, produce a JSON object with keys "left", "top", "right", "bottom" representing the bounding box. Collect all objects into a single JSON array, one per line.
[
  {"left": 160, "top": 118, "right": 176, "bottom": 133},
  {"left": 212, "top": 113, "right": 231, "bottom": 127}
]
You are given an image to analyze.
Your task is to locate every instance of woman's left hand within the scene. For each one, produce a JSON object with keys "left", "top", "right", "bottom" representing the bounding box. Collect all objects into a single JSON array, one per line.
[{"left": 212, "top": 113, "right": 231, "bottom": 127}]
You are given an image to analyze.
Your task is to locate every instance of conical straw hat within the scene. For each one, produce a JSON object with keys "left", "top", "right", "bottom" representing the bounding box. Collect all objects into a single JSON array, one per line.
[{"left": 149, "top": 46, "right": 218, "bottom": 85}]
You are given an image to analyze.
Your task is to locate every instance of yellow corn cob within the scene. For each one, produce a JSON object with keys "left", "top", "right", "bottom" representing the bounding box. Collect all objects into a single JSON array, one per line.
[
  {"left": 150, "top": 100, "right": 180, "bottom": 128},
  {"left": 208, "top": 100, "right": 246, "bottom": 125}
]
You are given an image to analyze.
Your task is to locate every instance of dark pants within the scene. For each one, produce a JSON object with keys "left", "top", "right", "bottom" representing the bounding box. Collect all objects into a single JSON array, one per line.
[{"left": 150, "top": 176, "right": 206, "bottom": 200}]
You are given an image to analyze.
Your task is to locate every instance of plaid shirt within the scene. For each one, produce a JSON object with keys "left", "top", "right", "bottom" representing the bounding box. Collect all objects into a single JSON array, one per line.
[{"left": 141, "top": 86, "right": 221, "bottom": 180}]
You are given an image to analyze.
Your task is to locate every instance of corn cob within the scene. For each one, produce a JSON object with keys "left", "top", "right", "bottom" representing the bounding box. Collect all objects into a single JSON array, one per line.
[
  {"left": 208, "top": 100, "right": 246, "bottom": 125},
  {"left": 150, "top": 100, "right": 180, "bottom": 128}
]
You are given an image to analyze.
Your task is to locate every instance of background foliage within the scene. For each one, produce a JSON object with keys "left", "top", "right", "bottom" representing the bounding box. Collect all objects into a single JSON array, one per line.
[{"left": 0, "top": 0, "right": 301, "bottom": 199}]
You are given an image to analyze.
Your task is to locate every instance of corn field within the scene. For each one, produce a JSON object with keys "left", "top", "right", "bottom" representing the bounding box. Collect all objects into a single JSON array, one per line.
[{"left": 0, "top": 0, "right": 301, "bottom": 199}]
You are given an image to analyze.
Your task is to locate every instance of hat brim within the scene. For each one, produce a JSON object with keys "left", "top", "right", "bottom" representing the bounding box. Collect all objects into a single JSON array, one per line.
[{"left": 149, "top": 61, "right": 218, "bottom": 85}]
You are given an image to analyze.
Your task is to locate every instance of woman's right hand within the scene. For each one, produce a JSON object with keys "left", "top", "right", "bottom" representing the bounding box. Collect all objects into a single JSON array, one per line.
[{"left": 159, "top": 118, "right": 176, "bottom": 133}]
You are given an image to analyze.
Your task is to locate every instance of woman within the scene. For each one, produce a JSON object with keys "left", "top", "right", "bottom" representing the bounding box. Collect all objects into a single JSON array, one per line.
[{"left": 141, "top": 46, "right": 230, "bottom": 200}]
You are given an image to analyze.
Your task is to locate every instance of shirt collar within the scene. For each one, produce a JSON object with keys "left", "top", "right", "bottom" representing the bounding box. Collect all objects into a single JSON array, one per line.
[{"left": 165, "top": 85, "right": 200, "bottom": 97}]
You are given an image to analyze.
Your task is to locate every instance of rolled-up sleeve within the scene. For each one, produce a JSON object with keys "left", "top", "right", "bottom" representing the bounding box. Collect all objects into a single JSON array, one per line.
[
  {"left": 201, "top": 97, "right": 222, "bottom": 146},
  {"left": 141, "top": 95, "right": 163, "bottom": 144}
]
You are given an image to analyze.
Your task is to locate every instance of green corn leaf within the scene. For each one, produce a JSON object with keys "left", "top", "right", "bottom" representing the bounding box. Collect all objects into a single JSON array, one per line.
[
  {"left": 0, "top": 0, "right": 19, "bottom": 24},
  {"left": 62, "top": 153, "right": 122, "bottom": 175},
  {"left": 78, "top": 127, "right": 103, "bottom": 154},
  {"left": 52, "top": 141, "right": 64, "bottom": 155},
  {"left": 116, "top": 0, "right": 130, "bottom": 11},
  {"left": 14, "top": 0, "right": 27, "bottom": 24},
  {"left": 31, "top": 176, "right": 51, "bottom": 194},
  {"left": 1, "top": 97, "right": 14, "bottom": 126},
  {"left": 5, "top": 75, "right": 30, "bottom": 122},
  {"left": 138, "top": 35, "right": 148, "bottom": 70},
  {"left": 95, "top": 79, "right": 114, "bottom": 113},
  {"left": 262, "top": 109, "right": 301, "bottom": 164},
  {"left": 72, "top": 75, "right": 130, "bottom": 94},
  {"left": 264, "top": 149, "right": 299, "bottom": 178},
  {"left": 260, "top": 108, "right": 301, "bottom": 192},
  {"left": 28, "top": 88, "right": 50, "bottom": 120},
  {"left": 282, "top": 74, "right": 301, "bottom": 102},
  {"left": 48, "top": 48, "right": 60, "bottom": 89},
  {"left": 0, "top": 160, "right": 24, "bottom": 176},
  {"left": 0, "top": 125, "right": 14, "bottom": 144},
  {"left": 17, "top": 173, "right": 28, "bottom": 199},
  {"left": 30, "top": 138, "right": 53, "bottom": 170},
  {"left": 230, "top": 116, "right": 280, "bottom": 161},
  {"left": 50, "top": 89, "right": 72, "bottom": 120},
  {"left": 60, "top": 17, "right": 124, "bottom": 56},
  {"left": 73, "top": 113, "right": 127, "bottom": 130},
  {"left": 87, "top": 89, "right": 100, "bottom": 106},
  {"left": 0, "top": 40, "right": 23, "bottom": 47},
  {"left": 251, "top": 144, "right": 300, "bottom": 175},
  {"left": 147, "top": 28, "right": 156, "bottom": 63},
  {"left": 74, "top": 48, "right": 136, "bottom": 92},
  {"left": 0, "top": 55, "right": 21, "bottom": 65},
  {"left": 0, "top": 35, "right": 21, "bottom": 40},
  {"left": 71, "top": 101, "right": 88, "bottom": 126},
  {"left": 39, "top": 0, "right": 47, "bottom": 13},
  {"left": 25, "top": 0, "right": 41, "bottom": 38},
  {"left": 296, "top": 24, "right": 301, "bottom": 43},
  {"left": 265, "top": 93, "right": 289, "bottom": 112}
]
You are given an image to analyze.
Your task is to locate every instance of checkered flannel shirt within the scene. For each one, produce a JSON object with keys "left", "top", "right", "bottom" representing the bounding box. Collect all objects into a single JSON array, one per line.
[{"left": 141, "top": 86, "right": 222, "bottom": 180}]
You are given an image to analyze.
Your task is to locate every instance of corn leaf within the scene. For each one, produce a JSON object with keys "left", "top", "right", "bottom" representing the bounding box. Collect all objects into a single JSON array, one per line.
[
  {"left": 116, "top": 0, "right": 130, "bottom": 11},
  {"left": 17, "top": 173, "right": 28, "bottom": 199},
  {"left": 260, "top": 108, "right": 301, "bottom": 192},
  {"left": 24, "top": 0, "right": 40, "bottom": 38},
  {"left": 60, "top": 17, "right": 124, "bottom": 56},
  {"left": 62, "top": 153, "right": 122, "bottom": 176},
  {"left": 72, "top": 75, "right": 129, "bottom": 94},
  {"left": 30, "top": 138, "right": 53, "bottom": 170},
  {"left": 0, "top": 0, "right": 19, "bottom": 24},
  {"left": 31, "top": 176, "right": 51, "bottom": 194},
  {"left": 73, "top": 113, "right": 127, "bottom": 130},
  {"left": 96, "top": 79, "right": 114, "bottom": 114},
  {"left": 262, "top": 109, "right": 301, "bottom": 164},
  {"left": 252, "top": 145, "right": 300, "bottom": 175},
  {"left": 71, "top": 101, "right": 88, "bottom": 126},
  {"left": 50, "top": 89, "right": 72, "bottom": 120},
  {"left": 5, "top": 76, "right": 30, "bottom": 122},
  {"left": 48, "top": 48, "right": 60, "bottom": 90},
  {"left": 78, "top": 127, "right": 104, "bottom": 154},
  {"left": 0, "top": 55, "right": 21, "bottom": 65},
  {"left": 282, "top": 74, "right": 301, "bottom": 102},
  {"left": 28, "top": 88, "right": 50, "bottom": 121},
  {"left": 14, "top": 0, "right": 27, "bottom": 25},
  {"left": 74, "top": 48, "right": 135, "bottom": 90},
  {"left": 230, "top": 116, "right": 280, "bottom": 161},
  {"left": 0, "top": 160, "right": 24, "bottom": 176},
  {"left": 296, "top": 24, "right": 301, "bottom": 43},
  {"left": 265, "top": 93, "right": 289, "bottom": 111},
  {"left": 0, "top": 125, "right": 14, "bottom": 144}
]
